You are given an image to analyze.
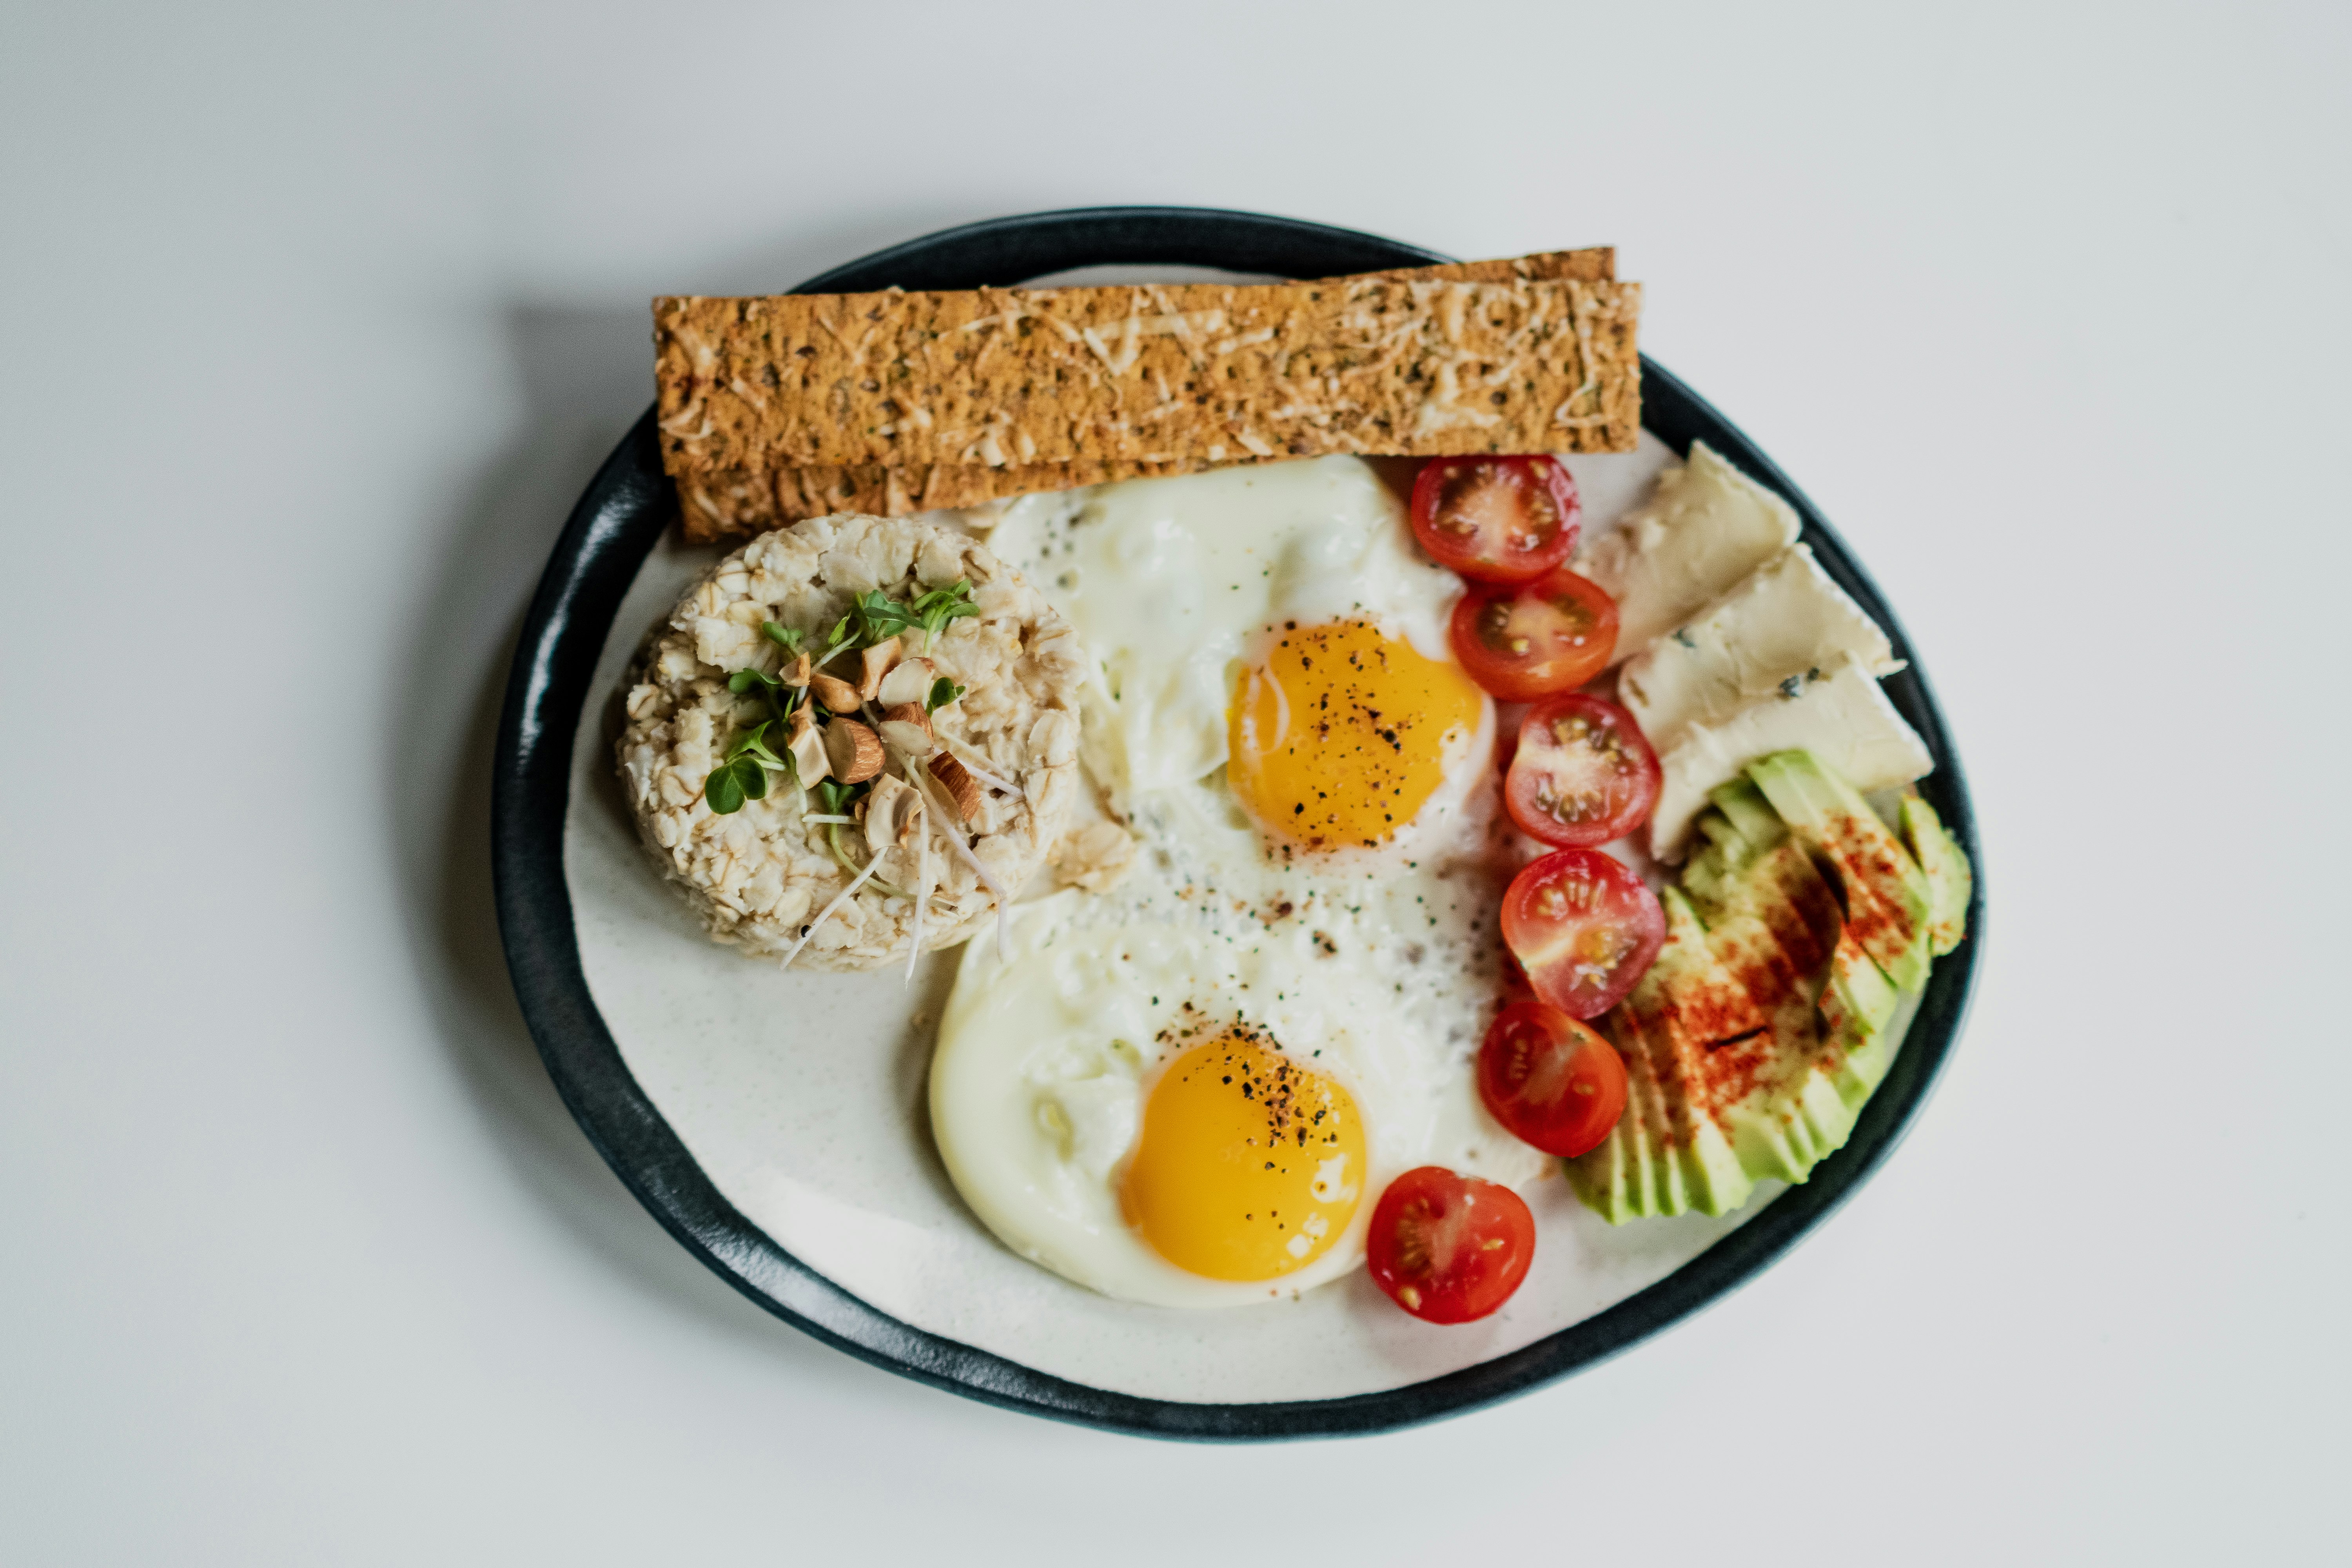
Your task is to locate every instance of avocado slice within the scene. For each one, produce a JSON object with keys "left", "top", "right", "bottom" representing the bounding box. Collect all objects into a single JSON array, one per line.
[
  {"left": 1710, "top": 775, "right": 1786, "bottom": 851},
  {"left": 1681, "top": 778, "right": 1788, "bottom": 909},
  {"left": 1681, "top": 817, "right": 1735, "bottom": 907},
  {"left": 1748, "top": 750, "right": 1933, "bottom": 994},
  {"left": 1818, "top": 922, "right": 1903, "bottom": 1054},
  {"left": 1567, "top": 889, "right": 1759, "bottom": 1221},
  {"left": 1899, "top": 793, "right": 1973, "bottom": 956}
]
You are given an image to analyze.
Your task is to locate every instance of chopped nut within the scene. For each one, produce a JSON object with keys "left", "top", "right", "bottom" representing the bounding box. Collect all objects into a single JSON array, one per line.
[
  {"left": 787, "top": 704, "right": 829, "bottom": 785},
  {"left": 875, "top": 656, "right": 937, "bottom": 709},
  {"left": 928, "top": 751, "right": 984, "bottom": 822},
  {"left": 877, "top": 702, "right": 936, "bottom": 757},
  {"left": 863, "top": 773, "right": 918, "bottom": 857},
  {"left": 782, "top": 652, "right": 811, "bottom": 687},
  {"left": 859, "top": 636, "right": 902, "bottom": 702},
  {"left": 824, "top": 717, "right": 885, "bottom": 782},
  {"left": 809, "top": 671, "right": 864, "bottom": 713}
]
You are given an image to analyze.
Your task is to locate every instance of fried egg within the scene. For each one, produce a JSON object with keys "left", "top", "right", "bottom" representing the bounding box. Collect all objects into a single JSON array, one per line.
[
  {"left": 989, "top": 457, "right": 1474, "bottom": 806},
  {"left": 931, "top": 457, "right": 1540, "bottom": 1307}
]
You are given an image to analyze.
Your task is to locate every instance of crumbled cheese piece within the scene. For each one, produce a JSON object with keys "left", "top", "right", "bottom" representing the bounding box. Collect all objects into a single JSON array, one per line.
[
  {"left": 1573, "top": 441, "right": 1800, "bottom": 658},
  {"left": 1619, "top": 543, "right": 1900, "bottom": 753}
]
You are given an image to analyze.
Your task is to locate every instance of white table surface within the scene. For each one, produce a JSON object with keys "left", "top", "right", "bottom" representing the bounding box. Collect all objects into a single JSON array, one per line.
[{"left": 3, "top": 4, "right": 2343, "bottom": 1561}]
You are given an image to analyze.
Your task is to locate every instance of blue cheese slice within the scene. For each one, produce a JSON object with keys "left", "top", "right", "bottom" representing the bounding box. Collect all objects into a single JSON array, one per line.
[
  {"left": 1572, "top": 440, "right": 1800, "bottom": 658},
  {"left": 1619, "top": 543, "right": 1901, "bottom": 753},
  {"left": 1648, "top": 656, "right": 1931, "bottom": 860}
]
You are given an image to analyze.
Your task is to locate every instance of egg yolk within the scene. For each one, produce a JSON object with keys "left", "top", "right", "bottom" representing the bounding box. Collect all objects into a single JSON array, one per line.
[
  {"left": 1121, "top": 1034, "right": 1366, "bottom": 1282},
  {"left": 1227, "top": 619, "right": 1485, "bottom": 851}
]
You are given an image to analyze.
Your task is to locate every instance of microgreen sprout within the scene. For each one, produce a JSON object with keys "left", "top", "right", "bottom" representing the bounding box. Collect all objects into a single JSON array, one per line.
[
  {"left": 831, "top": 581, "right": 979, "bottom": 653},
  {"left": 809, "top": 779, "right": 864, "bottom": 817},
  {"left": 703, "top": 720, "right": 795, "bottom": 815},
  {"left": 927, "top": 677, "right": 965, "bottom": 713},
  {"left": 726, "top": 665, "right": 788, "bottom": 697},
  {"left": 726, "top": 662, "right": 804, "bottom": 741}
]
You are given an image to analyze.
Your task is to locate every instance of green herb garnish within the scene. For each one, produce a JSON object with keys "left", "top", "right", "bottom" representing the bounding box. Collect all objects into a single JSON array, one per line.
[
  {"left": 726, "top": 663, "right": 805, "bottom": 744},
  {"left": 830, "top": 581, "right": 979, "bottom": 653},
  {"left": 759, "top": 621, "right": 805, "bottom": 654},
  {"left": 703, "top": 720, "right": 795, "bottom": 815},
  {"left": 809, "top": 778, "right": 864, "bottom": 817},
  {"left": 704, "top": 762, "right": 753, "bottom": 816},
  {"left": 927, "top": 677, "right": 965, "bottom": 712}
]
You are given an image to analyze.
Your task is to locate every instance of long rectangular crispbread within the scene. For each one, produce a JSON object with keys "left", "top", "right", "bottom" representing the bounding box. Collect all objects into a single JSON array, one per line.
[
  {"left": 668, "top": 250, "right": 1623, "bottom": 539},
  {"left": 660, "top": 273, "right": 1638, "bottom": 470},
  {"left": 659, "top": 248, "right": 1638, "bottom": 541},
  {"left": 675, "top": 250, "right": 1617, "bottom": 540}
]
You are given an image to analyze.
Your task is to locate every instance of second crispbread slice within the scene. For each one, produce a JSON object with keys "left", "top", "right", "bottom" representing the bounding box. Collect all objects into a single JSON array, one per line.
[
  {"left": 677, "top": 454, "right": 1212, "bottom": 542},
  {"left": 656, "top": 270, "right": 1639, "bottom": 477}
]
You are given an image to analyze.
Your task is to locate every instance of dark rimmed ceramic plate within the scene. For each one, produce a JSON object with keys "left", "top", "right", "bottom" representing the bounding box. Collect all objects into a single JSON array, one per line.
[{"left": 491, "top": 206, "right": 1981, "bottom": 1440}]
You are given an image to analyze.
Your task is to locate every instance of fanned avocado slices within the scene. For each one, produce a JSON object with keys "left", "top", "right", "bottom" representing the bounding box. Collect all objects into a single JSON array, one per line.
[{"left": 1567, "top": 751, "right": 1970, "bottom": 1223}]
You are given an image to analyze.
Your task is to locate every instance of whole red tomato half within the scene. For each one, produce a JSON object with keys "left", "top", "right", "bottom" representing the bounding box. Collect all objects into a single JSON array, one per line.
[
  {"left": 1448, "top": 568, "right": 1619, "bottom": 702},
  {"left": 1478, "top": 1000, "right": 1628, "bottom": 1157},
  {"left": 1365, "top": 1166, "right": 1537, "bottom": 1324},
  {"left": 1503, "top": 694, "right": 1661, "bottom": 848},
  {"left": 1499, "top": 848, "right": 1666, "bottom": 1020},
  {"left": 1410, "top": 455, "right": 1581, "bottom": 584}
]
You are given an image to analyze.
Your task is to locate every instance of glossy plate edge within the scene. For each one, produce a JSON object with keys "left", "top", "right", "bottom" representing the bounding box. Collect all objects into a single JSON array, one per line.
[{"left": 489, "top": 206, "right": 1984, "bottom": 1441}]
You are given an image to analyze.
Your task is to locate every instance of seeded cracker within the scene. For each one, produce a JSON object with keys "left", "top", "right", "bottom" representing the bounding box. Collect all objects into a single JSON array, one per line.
[
  {"left": 658, "top": 250, "right": 1638, "bottom": 540},
  {"left": 670, "top": 251, "right": 1616, "bottom": 541}
]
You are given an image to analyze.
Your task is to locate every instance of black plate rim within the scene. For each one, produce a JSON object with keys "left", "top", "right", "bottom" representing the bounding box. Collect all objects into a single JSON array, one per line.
[{"left": 490, "top": 204, "right": 1983, "bottom": 1442}]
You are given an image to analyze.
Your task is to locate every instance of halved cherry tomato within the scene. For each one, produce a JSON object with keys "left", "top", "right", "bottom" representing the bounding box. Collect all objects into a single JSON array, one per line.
[
  {"left": 1504, "top": 694, "right": 1661, "bottom": 847},
  {"left": 1478, "top": 1000, "right": 1628, "bottom": 1157},
  {"left": 1366, "top": 1166, "right": 1536, "bottom": 1324},
  {"left": 1499, "top": 848, "right": 1666, "bottom": 1020},
  {"left": 1448, "top": 568, "right": 1619, "bottom": 701},
  {"left": 1410, "top": 456, "right": 1581, "bottom": 584}
]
